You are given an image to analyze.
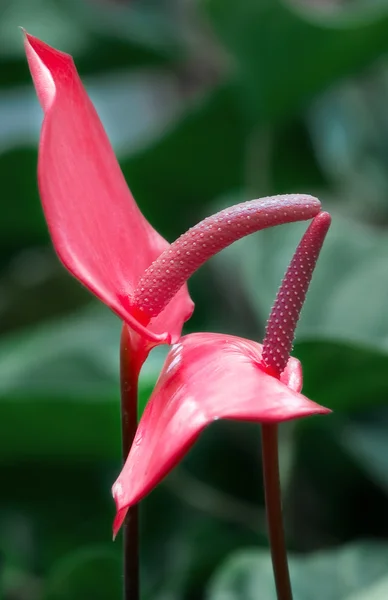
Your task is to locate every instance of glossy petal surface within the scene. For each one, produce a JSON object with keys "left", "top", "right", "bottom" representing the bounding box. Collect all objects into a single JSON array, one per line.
[
  {"left": 24, "top": 32, "right": 193, "bottom": 344},
  {"left": 112, "top": 332, "right": 330, "bottom": 534}
]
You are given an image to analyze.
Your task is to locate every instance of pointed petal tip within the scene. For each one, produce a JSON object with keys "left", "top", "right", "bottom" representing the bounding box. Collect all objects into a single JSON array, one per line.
[
  {"left": 282, "top": 390, "right": 331, "bottom": 420},
  {"left": 23, "top": 30, "right": 71, "bottom": 58},
  {"left": 112, "top": 507, "right": 128, "bottom": 540},
  {"left": 111, "top": 480, "right": 129, "bottom": 538},
  {"left": 23, "top": 31, "right": 58, "bottom": 112},
  {"left": 300, "top": 402, "right": 332, "bottom": 419},
  {"left": 21, "top": 29, "right": 33, "bottom": 40}
]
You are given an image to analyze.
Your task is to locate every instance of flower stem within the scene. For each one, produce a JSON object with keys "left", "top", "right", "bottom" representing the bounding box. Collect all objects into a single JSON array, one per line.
[
  {"left": 120, "top": 325, "right": 140, "bottom": 600},
  {"left": 261, "top": 423, "right": 292, "bottom": 600}
]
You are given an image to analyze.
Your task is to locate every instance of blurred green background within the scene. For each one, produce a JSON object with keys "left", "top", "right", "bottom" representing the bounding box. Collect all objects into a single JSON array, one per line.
[{"left": 2, "top": 0, "right": 388, "bottom": 598}]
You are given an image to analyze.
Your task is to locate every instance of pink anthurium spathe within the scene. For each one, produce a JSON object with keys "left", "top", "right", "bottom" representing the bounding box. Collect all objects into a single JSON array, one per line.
[
  {"left": 112, "top": 212, "right": 332, "bottom": 536},
  {"left": 112, "top": 333, "right": 328, "bottom": 534},
  {"left": 23, "top": 31, "right": 193, "bottom": 352}
]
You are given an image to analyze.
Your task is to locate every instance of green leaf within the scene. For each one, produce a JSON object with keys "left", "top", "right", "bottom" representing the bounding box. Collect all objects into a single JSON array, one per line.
[
  {"left": 307, "top": 77, "right": 388, "bottom": 224},
  {"left": 295, "top": 340, "right": 388, "bottom": 412},
  {"left": 1, "top": 0, "right": 180, "bottom": 87},
  {"left": 1, "top": 0, "right": 92, "bottom": 60},
  {"left": 0, "top": 305, "right": 165, "bottom": 461},
  {"left": 0, "top": 148, "right": 46, "bottom": 251},
  {"left": 204, "top": 0, "right": 388, "bottom": 122},
  {"left": 0, "top": 248, "right": 92, "bottom": 333},
  {"left": 43, "top": 546, "right": 121, "bottom": 600},
  {"left": 207, "top": 542, "right": 388, "bottom": 600},
  {"left": 346, "top": 576, "right": 388, "bottom": 600},
  {"left": 121, "top": 84, "right": 248, "bottom": 240},
  {"left": 270, "top": 120, "right": 327, "bottom": 194},
  {"left": 0, "top": 563, "right": 42, "bottom": 600},
  {"left": 340, "top": 421, "right": 388, "bottom": 494},
  {"left": 0, "top": 463, "right": 116, "bottom": 568},
  {"left": 65, "top": 0, "right": 185, "bottom": 60},
  {"left": 242, "top": 119, "right": 327, "bottom": 198}
]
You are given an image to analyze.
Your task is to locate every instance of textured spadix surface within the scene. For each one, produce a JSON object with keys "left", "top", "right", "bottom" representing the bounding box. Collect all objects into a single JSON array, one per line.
[
  {"left": 134, "top": 194, "right": 321, "bottom": 318},
  {"left": 262, "top": 211, "right": 332, "bottom": 375}
]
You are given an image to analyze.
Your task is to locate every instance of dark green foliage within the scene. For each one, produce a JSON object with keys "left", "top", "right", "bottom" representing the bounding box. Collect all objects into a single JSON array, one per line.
[{"left": 2, "top": 1, "right": 388, "bottom": 598}]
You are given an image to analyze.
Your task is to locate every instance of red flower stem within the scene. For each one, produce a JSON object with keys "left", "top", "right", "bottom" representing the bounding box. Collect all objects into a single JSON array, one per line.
[
  {"left": 120, "top": 325, "right": 141, "bottom": 600},
  {"left": 261, "top": 424, "right": 292, "bottom": 600}
]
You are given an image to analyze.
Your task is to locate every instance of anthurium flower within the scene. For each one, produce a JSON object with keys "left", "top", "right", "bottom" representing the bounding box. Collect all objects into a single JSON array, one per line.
[
  {"left": 24, "top": 32, "right": 323, "bottom": 364},
  {"left": 23, "top": 31, "right": 193, "bottom": 351},
  {"left": 112, "top": 212, "right": 332, "bottom": 535}
]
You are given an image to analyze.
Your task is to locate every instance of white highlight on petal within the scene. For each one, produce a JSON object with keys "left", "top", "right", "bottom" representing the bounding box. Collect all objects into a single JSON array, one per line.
[
  {"left": 165, "top": 353, "right": 181, "bottom": 375},
  {"left": 165, "top": 342, "right": 183, "bottom": 375},
  {"left": 24, "top": 36, "right": 55, "bottom": 112},
  {"left": 112, "top": 480, "right": 123, "bottom": 501}
]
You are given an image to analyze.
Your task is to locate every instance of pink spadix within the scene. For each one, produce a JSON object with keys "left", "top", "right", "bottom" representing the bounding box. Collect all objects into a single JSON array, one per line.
[
  {"left": 133, "top": 195, "right": 320, "bottom": 319},
  {"left": 262, "top": 211, "right": 331, "bottom": 376}
]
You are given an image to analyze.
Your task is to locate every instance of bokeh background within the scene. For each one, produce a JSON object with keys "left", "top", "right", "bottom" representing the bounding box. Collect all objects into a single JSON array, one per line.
[{"left": 2, "top": 0, "right": 388, "bottom": 598}]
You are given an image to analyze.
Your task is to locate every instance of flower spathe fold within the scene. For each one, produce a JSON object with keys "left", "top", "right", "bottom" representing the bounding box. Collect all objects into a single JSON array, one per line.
[
  {"left": 23, "top": 31, "right": 194, "bottom": 347},
  {"left": 112, "top": 333, "right": 330, "bottom": 536}
]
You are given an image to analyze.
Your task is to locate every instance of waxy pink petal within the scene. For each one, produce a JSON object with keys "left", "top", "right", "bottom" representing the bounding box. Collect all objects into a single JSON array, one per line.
[
  {"left": 112, "top": 333, "right": 330, "bottom": 535},
  {"left": 24, "top": 32, "right": 193, "bottom": 344}
]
